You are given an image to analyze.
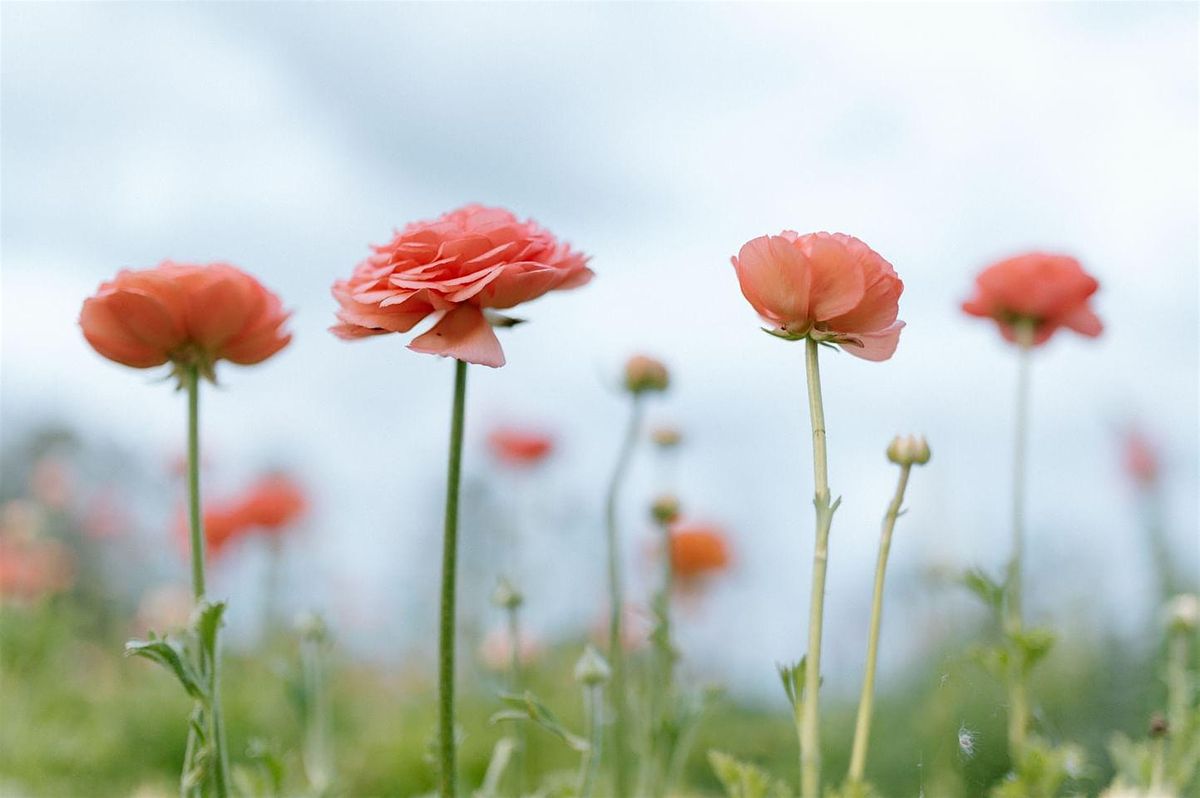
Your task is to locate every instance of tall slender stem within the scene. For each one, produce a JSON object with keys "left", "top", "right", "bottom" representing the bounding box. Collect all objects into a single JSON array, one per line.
[
  {"left": 800, "top": 338, "right": 836, "bottom": 798},
  {"left": 439, "top": 359, "right": 469, "bottom": 798},
  {"left": 577, "top": 684, "right": 604, "bottom": 798},
  {"left": 847, "top": 464, "right": 912, "bottom": 785},
  {"left": 185, "top": 366, "right": 206, "bottom": 601},
  {"left": 605, "top": 394, "right": 645, "bottom": 797},
  {"left": 1006, "top": 325, "right": 1034, "bottom": 756}
]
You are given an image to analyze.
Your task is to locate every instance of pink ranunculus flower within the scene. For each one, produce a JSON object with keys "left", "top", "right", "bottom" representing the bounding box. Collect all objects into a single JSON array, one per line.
[
  {"left": 962, "top": 252, "right": 1102, "bottom": 345},
  {"left": 731, "top": 231, "right": 905, "bottom": 361},
  {"left": 80, "top": 262, "right": 292, "bottom": 380},
  {"left": 330, "top": 205, "right": 593, "bottom": 368}
]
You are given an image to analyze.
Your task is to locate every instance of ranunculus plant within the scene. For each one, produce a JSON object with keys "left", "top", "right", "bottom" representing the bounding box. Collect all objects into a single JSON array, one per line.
[
  {"left": 330, "top": 204, "right": 591, "bottom": 798},
  {"left": 80, "top": 260, "right": 291, "bottom": 798},
  {"left": 731, "top": 231, "right": 904, "bottom": 798},
  {"left": 961, "top": 250, "right": 1102, "bottom": 778}
]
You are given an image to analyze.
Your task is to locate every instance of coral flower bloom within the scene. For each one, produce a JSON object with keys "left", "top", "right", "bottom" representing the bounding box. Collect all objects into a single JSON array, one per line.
[
  {"left": 732, "top": 231, "right": 904, "bottom": 361},
  {"left": 1122, "top": 427, "right": 1159, "bottom": 488},
  {"left": 669, "top": 522, "right": 731, "bottom": 581},
  {"left": 235, "top": 475, "right": 308, "bottom": 531},
  {"left": 487, "top": 427, "right": 555, "bottom": 467},
  {"left": 962, "top": 253, "right": 1102, "bottom": 345},
  {"left": 80, "top": 262, "right": 291, "bottom": 379},
  {"left": 0, "top": 537, "right": 77, "bottom": 602},
  {"left": 330, "top": 204, "right": 593, "bottom": 368},
  {"left": 175, "top": 502, "right": 248, "bottom": 560}
]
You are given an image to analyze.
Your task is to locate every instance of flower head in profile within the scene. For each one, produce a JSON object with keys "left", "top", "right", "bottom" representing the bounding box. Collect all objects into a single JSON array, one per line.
[
  {"left": 487, "top": 427, "right": 555, "bottom": 468},
  {"left": 624, "top": 355, "right": 670, "bottom": 394},
  {"left": 235, "top": 474, "right": 308, "bottom": 532},
  {"left": 330, "top": 204, "right": 593, "bottom": 368},
  {"left": 669, "top": 521, "right": 731, "bottom": 582},
  {"left": 80, "top": 261, "right": 291, "bottom": 382},
  {"left": 962, "top": 252, "right": 1102, "bottom": 346},
  {"left": 731, "top": 231, "right": 904, "bottom": 361}
]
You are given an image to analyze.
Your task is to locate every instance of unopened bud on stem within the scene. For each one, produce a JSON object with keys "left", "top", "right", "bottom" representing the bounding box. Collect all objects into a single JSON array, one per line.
[
  {"left": 624, "top": 355, "right": 670, "bottom": 395},
  {"left": 886, "top": 434, "right": 931, "bottom": 466},
  {"left": 491, "top": 577, "right": 523, "bottom": 611},
  {"left": 574, "top": 644, "right": 611, "bottom": 686}
]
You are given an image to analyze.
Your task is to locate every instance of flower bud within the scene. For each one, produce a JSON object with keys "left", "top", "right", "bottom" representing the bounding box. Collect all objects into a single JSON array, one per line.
[
  {"left": 650, "top": 425, "right": 683, "bottom": 449},
  {"left": 491, "top": 577, "right": 523, "bottom": 611},
  {"left": 294, "top": 611, "right": 328, "bottom": 642},
  {"left": 886, "top": 434, "right": 931, "bottom": 466},
  {"left": 573, "top": 644, "right": 611, "bottom": 686},
  {"left": 1148, "top": 713, "right": 1169, "bottom": 739},
  {"left": 624, "top": 355, "right": 669, "bottom": 395},
  {"left": 650, "top": 494, "right": 681, "bottom": 526},
  {"left": 1166, "top": 593, "right": 1200, "bottom": 633}
]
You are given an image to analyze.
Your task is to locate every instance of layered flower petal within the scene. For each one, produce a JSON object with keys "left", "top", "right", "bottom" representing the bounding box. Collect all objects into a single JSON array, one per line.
[
  {"left": 732, "top": 230, "right": 904, "bottom": 361},
  {"left": 330, "top": 205, "right": 592, "bottom": 367},
  {"left": 408, "top": 305, "right": 506, "bottom": 367},
  {"left": 80, "top": 262, "right": 291, "bottom": 375}
]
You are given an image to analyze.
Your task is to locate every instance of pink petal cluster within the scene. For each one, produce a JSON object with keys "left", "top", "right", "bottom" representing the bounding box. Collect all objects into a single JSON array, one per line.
[
  {"left": 80, "top": 262, "right": 291, "bottom": 375},
  {"left": 331, "top": 205, "right": 593, "bottom": 367},
  {"left": 731, "top": 231, "right": 905, "bottom": 361},
  {"left": 962, "top": 252, "right": 1102, "bottom": 345}
]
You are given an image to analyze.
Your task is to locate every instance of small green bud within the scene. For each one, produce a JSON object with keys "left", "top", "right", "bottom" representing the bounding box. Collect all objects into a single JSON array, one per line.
[
  {"left": 573, "top": 644, "right": 611, "bottom": 686},
  {"left": 623, "top": 355, "right": 670, "bottom": 394},
  {"left": 650, "top": 494, "right": 681, "bottom": 525},
  {"left": 491, "top": 578, "right": 523, "bottom": 611},
  {"left": 886, "top": 434, "right": 931, "bottom": 466},
  {"left": 293, "top": 611, "right": 328, "bottom": 642}
]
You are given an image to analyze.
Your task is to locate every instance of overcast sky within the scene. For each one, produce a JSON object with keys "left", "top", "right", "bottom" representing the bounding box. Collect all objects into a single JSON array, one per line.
[{"left": 2, "top": 2, "right": 1197, "bottom": 696}]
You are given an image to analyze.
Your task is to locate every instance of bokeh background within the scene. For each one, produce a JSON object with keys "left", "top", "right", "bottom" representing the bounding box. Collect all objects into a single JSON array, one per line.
[{"left": 2, "top": 2, "right": 1197, "bottom": 795}]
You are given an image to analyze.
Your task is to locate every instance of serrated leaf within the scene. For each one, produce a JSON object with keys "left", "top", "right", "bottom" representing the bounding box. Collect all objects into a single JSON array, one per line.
[
  {"left": 707, "top": 750, "right": 788, "bottom": 798},
  {"left": 491, "top": 691, "right": 589, "bottom": 752},
  {"left": 776, "top": 659, "right": 805, "bottom": 710},
  {"left": 125, "top": 637, "right": 206, "bottom": 700}
]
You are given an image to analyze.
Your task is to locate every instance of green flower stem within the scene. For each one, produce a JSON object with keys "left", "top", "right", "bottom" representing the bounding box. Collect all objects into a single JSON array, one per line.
[
  {"left": 647, "top": 517, "right": 676, "bottom": 796},
  {"left": 800, "top": 337, "right": 838, "bottom": 798},
  {"left": 438, "top": 359, "right": 469, "bottom": 798},
  {"left": 605, "top": 393, "right": 645, "bottom": 798},
  {"left": 1167, "top": 630, "right": 1190, "bottom": 744},
  {"left": 505, "top": 601, "right": 527, "bottom": 798},
  {"left": 183, "top": 365, "right": 230, "bottom": 798},
  {"left": 577, "top": 683, "right": 604, "bottom": 798},
  {"left": 185, "top": 365, "right": 206, "bottom": 601},
  {"left": 1006, "top": 323, "right": 1034, "bottom": 756},
  {"left": 847, "top": 463, "right": 913, "bottom": 785}
]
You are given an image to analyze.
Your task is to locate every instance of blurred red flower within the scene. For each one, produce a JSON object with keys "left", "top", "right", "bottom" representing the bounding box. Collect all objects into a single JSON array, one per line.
[
  {"left": 330, "top": 204, "right": 593, "bottom": 367},
  {"left": 487, "top": 427, "right": 555, "bottom": 467},
  {"left": 1122, "top": 427, "right": 1160, "bottom": 488},
  {"left": 669, "top": 522, "right": 731, "bottom": 581},
  {"left": 0, "top": 537, "right": 77, "bottom": 603},
  {"left": 80, "top": 261, "right": 291, "bottom": 378},
  {"left": 732, "top": 231, "right": 904, "bottom": 361},
  {"left": 235, "top": 474, "right": 308, "bottom": 532},
  {"left": 962, "top": 252, "right": 1102, "bottom": 345}
]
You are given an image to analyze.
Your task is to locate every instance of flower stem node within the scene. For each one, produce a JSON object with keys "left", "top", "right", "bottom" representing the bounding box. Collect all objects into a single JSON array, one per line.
[
  {"left": 886, "top": 435, "right": 931, "bottom": 466},
  {"left": 650, "top": 494, "right": 682, "bottom": 526},
  {"left": 491, "top": 577, "right": 524, "bottom": 611},
  {"left": 623, "top": 355, "right": 670, "bottom": 395},
  {"left": 573, "top": 644, "right": 611, "bottom": 687}
]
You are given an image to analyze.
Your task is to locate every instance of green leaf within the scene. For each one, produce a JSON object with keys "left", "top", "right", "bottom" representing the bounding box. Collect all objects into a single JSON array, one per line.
[
  {"left": 125, "top": 636, "right": 206, "bottom": 700},
  {"left": 194, "top": 600, "right": 227, "bottom": 658},
  {"left": 777, "top": 659, "right": 805, "bottom": 710},
  {"left": 962, "top": 567, "right": 1005, "bottom": 611},
  {"left": 1011, "top": 627, "right": 1056, "bottom": 672},
  {"left": 490, "top": 691, "right": 589, "bottom": 752},
  {"left": 707, "top": 750, "right": 789, "bottom": 798},
  {"left": 474, "top": 736, "right": 517, "bottom": 798}
]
